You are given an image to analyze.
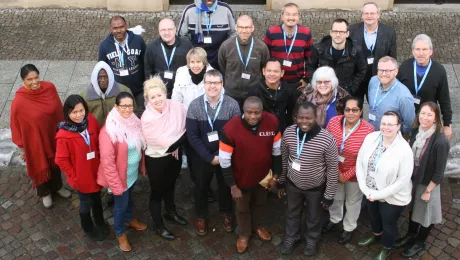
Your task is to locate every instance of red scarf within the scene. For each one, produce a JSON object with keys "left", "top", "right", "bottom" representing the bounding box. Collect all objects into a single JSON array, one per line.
[{"left": 10, "top": 81, "right": 63, "bottom": 187}]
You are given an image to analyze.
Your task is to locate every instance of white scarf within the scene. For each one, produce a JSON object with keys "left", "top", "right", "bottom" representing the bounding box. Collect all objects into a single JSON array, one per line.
[{"left": 412, "top": 125, "right": 436, "bottom": 161}]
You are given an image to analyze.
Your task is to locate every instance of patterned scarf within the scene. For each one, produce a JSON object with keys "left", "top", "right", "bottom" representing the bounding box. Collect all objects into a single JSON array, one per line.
[
  {"left": 194, "top": 0, "right": 218, "bottom": 43},
  {"left": 412, "top": 125, "right": 436, "bottom": 161},
  {"left": 308, "top": 88, "right": 336, "bottom": 127},
  {"left": 105, "top": 107, "right": 145, "bottom": 153},
  {"left": 57, "top": 117, "right": 88, "bottom": 133}
]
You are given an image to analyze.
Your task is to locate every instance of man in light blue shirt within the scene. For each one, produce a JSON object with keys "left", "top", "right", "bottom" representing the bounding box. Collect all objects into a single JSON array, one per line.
[{"left": 368, "top": 56, "right": 415, "bottom": 135}]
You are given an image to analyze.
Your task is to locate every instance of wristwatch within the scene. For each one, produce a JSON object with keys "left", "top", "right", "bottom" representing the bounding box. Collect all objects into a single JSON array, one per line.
[{"left": 425, "top": 189, "right": 431, "bottom": 194}]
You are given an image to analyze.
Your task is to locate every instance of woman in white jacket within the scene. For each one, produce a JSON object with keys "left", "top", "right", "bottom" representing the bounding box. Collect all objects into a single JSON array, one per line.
[
  {"left": 356, "top": 111, "right": 413, "bottom": 260},
  {"left": 171, "top": 47, "right": 213, "bottom": 110}
]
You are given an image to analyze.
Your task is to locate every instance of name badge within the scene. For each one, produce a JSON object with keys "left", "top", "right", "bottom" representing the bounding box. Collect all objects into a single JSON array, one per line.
[
  {"left": 283, "top": 60, "right": 292, "bottom": 67},
  {"left": 241, "top": 73, "right": 251, "bottom": 80},
  {"left": 369, "top": 113, "right": 376, "bottom": 121},
  {"left": 292, "top": 160, "right": 301, "bottom": 171},
  {"left": 207, "top": 131, "right": 219, "bottom": 142},
  {"left": 120, "top": 69, "right": 129, "bottom": 76},
  {"left": 367, "top": 57, "right": 374, "bottom": 65},
  {"left": 164, "top": 71, "right": 174, "bottom": 79},
  {"left": 87, "top": 151, "right": 95, "bottom": 160},
  {"left": 338, "top": 155, "right": 345, "bottom": 163},
  {"left": 204, "top": 36, "right": 212, "bottom": 44},
  {"left": 413, "top": 95, "right": 421, "bottom": 105}
]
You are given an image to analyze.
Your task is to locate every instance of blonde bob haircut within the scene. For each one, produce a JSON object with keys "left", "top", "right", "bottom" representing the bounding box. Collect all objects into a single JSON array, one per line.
[
  {"left": 143, "top": 76, "right": 167, "bottom": 99},
  {"left": 186, "top": 47, "right": 208, "bottom": 67}
]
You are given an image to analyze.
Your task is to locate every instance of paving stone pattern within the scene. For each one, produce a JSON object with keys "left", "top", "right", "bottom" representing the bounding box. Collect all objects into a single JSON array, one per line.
[{"left": 0, "top": 9, "right": 460, "bottom": 63}]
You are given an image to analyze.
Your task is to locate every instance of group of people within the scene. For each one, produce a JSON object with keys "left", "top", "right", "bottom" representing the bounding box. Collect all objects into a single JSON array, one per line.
[{"left": 9, "top": 1, "right": 453, "bottom": 259}]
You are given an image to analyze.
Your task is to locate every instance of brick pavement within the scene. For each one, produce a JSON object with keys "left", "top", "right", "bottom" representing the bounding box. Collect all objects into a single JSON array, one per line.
[
  {"left": 0, "top": 9, "right": 460, "bottom": 63},
  {"left": 1, "top": 165, "right": 460, "bottom": 260}
]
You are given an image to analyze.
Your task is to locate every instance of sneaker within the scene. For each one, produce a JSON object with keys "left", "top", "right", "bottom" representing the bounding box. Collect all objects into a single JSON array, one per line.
[
  {"left": 278, "top": 239, "right": 297, "bottom": 254},
  {"left": 304, "top": 241, "right": 317, "bottom": 256},
  {"left": 56, "top": 187, "right": 71, "bottom": 198},
  {"left": 42, "top": 195, "right": 53, "bottom": 208}
]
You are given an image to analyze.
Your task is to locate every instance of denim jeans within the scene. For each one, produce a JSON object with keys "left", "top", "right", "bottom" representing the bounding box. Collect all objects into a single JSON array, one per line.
[
  {"left": 113, "top": 185, "right": 134, "bottom": 236},
  {"left": 367, "top": 200, "right": 405, "bottom": 248}
]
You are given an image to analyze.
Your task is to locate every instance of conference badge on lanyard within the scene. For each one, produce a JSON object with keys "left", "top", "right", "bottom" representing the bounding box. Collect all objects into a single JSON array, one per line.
[
  {"left": 236, "top": 37, "right": 254, "bottom": 80},
  {"left": 283, "top": 25, "right": 297, "bottom": 68},
  {"left": 292, "top": 127, "right": 306, "bottom": 171},
  {"left": 413, "top": 59, "right": 432, "bottom": 105},
  {"left": 204, "top": 13, "right": 213, "bottom": 44},
  {"left": 80, "top": 129, "right": 95, "bottom": 160},
  {"left": 115, "top": 41, "right": 129, "bottom": 76},
  {"left": 162, "top": 44, "right": 176, "bottom": 79}
]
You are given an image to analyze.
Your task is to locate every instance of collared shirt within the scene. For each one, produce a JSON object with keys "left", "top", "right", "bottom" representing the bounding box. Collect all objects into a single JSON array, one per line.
[
  {"left": 364, "top": 26, "right": 378, "bottom": 51},
  {"left": 367, "top": 76, "right": 416, "bottom": 135}
]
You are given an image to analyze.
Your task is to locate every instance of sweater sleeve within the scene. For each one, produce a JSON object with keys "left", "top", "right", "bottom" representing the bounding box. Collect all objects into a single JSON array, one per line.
[
  {"left": 400, "top": 95, "right": 416, "bottom": 135},
  {"left": 186, "top": 108, "right": 215, "bottom": 163},
  {"left": 323, "top": 137, "right": 339, "bottom": 201},
  {"left": 178, "top": 9, "right": 190, "bottom": 38},
  {"left": 304, "top": 31, "right": 313, "bottom": 79},
  {"left": 431, "top": 138, "right": 450, "bottom": 184},
  {"left": 437, "top": 68, "right": 452, "bottom": 126},
  {"left": 54, "top": 138, "right": 76, "bottom": 177},
  {"left": 279, "top": 134, "right": 289, "bottom": 188},
  {"left": 263, "top": 29, "right": 271, "bottom": 51},
  {"left": 98, "top": 43, "right": 107, "bottom": 62},
  {"left": 218, "top": 43, "right": 227, "bottom": 76},
  {"left": 271, "top": 131, "right": 282, "bottom": 176},
  {"left": 219, "top": 130, "right": 236, "bottom": 187},
  {"left": 171, "top": 79, "right": 184, "bottom": 104},
  {"left": 306, "top": 45, "right": 319, "bottom": 83},
  {"left": 227, "top": 9, "right": 236, "bottom": 38}
]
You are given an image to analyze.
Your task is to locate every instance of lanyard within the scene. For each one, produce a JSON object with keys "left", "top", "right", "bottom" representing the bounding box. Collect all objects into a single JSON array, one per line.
[
  {"left": 203, "top": 95, "right": 223, "bottom": 131},
  {"left": 296, "top": 127, "right": 307, "bottom": 159},
  {"left": 236, "top": 37, "right": 254, "bottom": 69},
  {"left": 114, "top": 37, "right": 129, "bottom": 67},
  {"left": 413, "top": 59, "right": 432, "bottom": 95},
  {"left": 373, "top": 134, "right": 396, "bottom": 170},
  {"left": 205, "top": 13, "right": 213, "bottom": 34},
  {"left": 364, "top": 29, "right": 377, "bottom": 52},
  {"left": 161, "top": 44, "right": 177, "bottom": 70},
  {"left": 79, "top": 129, "right": 91, "bottom": 150},
  {"left": 372, "top": 81, "right": 397, "bottom": 110},
  {"left": 283, "top": 25, "right": 298, "bottom": 58},
  {"left": 330, "top": 47, "right": 345, "bottom": 56},
  {"left": 340, "top": 118, "right": 360, "bottom": 153}
]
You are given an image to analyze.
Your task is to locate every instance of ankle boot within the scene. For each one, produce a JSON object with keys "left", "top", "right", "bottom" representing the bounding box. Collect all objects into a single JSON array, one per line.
[
  {"left": 153, "top": 223, "right": 176, "bottom": 240},
  {"left": 402, "top": 242, "right": 426, "bottom": 258},
  {"left": 116, "top": 233, "right": 131, "bottom": 252},
  {"left": 80, "top": 213, "right": 105, "bottom": 241},
  {"left": 394, "top": 234, "right": 415, "bottom": 249},
  {"left": 375, "top": 247, "right": 391, "bottom": 260}
]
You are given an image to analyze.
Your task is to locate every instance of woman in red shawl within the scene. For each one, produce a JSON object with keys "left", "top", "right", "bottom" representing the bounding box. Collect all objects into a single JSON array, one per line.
[{"left": 10, "top": 64, "right": 71, "bottom": 208}]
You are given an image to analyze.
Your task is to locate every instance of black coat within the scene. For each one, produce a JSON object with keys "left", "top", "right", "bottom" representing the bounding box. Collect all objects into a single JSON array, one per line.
[
  {"left": 348, "top": 22, "right": 397, "bottom": 75},
  {"left": 409, "top": 130, "right": 450, "bottom": 185},
  {"left": 306, "top": 36, "right": 367, "bottom": 94}
]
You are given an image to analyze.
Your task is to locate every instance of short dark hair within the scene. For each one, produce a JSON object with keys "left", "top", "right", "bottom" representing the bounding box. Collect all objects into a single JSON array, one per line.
[
  {"left": 263, "top": 58, "right": 283, "bottom": 70},
  {"left": 20, "top": 64, "right": 39, "bottom": 80},
  {"left": 110, "top": 15, "right": 126, "bottom": 25},
  {"left": 296, "top": 101, "right": 317, "bottom": 116},
  {"left": 63, "top": 95, "right": 89, "bottom": 123},
  {"left": 115, "top": 92, "right": 134, "bottom": 106},
  {"left": 243, "top": 96, "right": 263, "bottom": 111},
  {"left": 343, "top": 96, "right": 364, "bottom": 111},
  {"left": 383, "top": 110, "right": 401, "bottom": 125},
  {"left": 332, "top": 18, "right": 349, "bottom": 31},
  {"left": 413, "top": 102, "right": 443, "bottom": 133}
]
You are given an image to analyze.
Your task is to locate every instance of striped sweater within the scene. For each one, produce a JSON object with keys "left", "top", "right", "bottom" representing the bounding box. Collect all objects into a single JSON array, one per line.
[
  {"left": 264, "top": 24, "right": 313, "bottom": 83},
  {"left": 280, "top": 124, "right": 338, "bottom": 200},
  {"left": 325, "top": 116, "right": 375, "bottom": 182}
]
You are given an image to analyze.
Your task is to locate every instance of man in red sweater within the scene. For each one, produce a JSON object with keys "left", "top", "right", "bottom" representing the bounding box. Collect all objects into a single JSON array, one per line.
[{"left": 219, "top": 96, "right": 281, "bottom": 253}]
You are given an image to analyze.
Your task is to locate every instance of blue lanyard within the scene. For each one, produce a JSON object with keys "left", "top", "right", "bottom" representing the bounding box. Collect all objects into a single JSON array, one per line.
[
  {"left": 364, "top": 27, "right": 377, "bottom": 52},
  {"left": 413, "top": 59, "right": 432, "bottom": 96},
  {"left": 205, "top": 13, "right": 213, "bottom": 34},
  {"left": 340, "top": 118, "right": 360, "bottom": 154},
  {"left": 203, "top": 95, "right": 224, "bottom": 131},
  {"left": 236, "top": 37, "right": 254, "bottom": 69},
  {"left": 161, "top": 44, "right": 177, "bottom": 70},
  {"left": 372, "top": 81, "right": 397, "bottom": 110},
  {"left": 373, "top": 134, "right": 396, "bottom": 170},
  {"left": 79, "top": 129, "right": 91, "bottom": 149},
  {"left": 283, "top": 25, "right": 298, "bottom": 58},
  {"left": 310, "top": 90, "right": 337, "bottom": 110},
  {"left": 296, "top": 127, "right": 307, "bottom": 159},
  {"left": 330, "top": 47, "right": 345, "bottom": 56},
  {"left": 114, "top": 36, "right": 129, "bottom": 67}
]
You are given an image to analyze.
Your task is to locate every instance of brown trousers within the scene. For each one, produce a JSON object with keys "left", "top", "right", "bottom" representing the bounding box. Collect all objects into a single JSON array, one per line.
[
  {"left": 36, "top": 167, "right": 63, "bottom": 197},
  {"left": 235, "top": 185, "right": 268, "bottom": 238}
]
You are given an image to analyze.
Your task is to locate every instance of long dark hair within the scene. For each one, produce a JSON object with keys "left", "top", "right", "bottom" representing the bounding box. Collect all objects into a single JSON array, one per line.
[
  {"left": 413, "top": 102, "right": 443, "bottom": 133},
  {"left": 63, "top": 95, "right": 89, "bottom": 123}
]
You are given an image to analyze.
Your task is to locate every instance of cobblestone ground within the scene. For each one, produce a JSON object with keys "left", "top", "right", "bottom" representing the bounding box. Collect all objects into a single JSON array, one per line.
[
  {"left": 0, "top": 9, "right": 460, "bottom": 62},
  {"left": 0, "top": 166, "right": 460, "bottom": 260}
]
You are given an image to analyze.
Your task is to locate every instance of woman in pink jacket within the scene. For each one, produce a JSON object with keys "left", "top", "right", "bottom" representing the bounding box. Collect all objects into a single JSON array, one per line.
[{"left": 97, "top": 92, "right": 147, "bottom": 252}]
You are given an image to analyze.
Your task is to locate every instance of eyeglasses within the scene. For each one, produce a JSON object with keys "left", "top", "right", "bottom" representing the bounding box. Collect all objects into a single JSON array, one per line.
[
  {"left": 237, "top": 26, "right": 253, "bottom": 31},
  {"left": 316, "top": 80, "right": 331, "bottom": 85},
  {"left": 118, "top": 104, "right": 134, "bottom": 110},
  {"left": 331, "top": 30, "right": 348, "bottom": 35},
  {"left": 362, "top": 12, "right": 378, "bottom": 16},
  {"left": 344, "top": 108, "right": 360, "bottom": 113},
  {"left": 380, "top": 122, "right": 399, "bottom": 127},
  {"left": 377, "top": 69, "right": 396, "bottom": 74},
  {"left": 205, "top": 81, "right": 222, "bottom": 86},
  {"left": 159, "top": 28, "right": 175, "bottom": 33}
]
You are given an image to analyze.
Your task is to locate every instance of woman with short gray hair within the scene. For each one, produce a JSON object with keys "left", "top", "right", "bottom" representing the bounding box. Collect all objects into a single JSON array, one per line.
[{"left": 295, "top": 66, "right": 350, "bottom": 127}]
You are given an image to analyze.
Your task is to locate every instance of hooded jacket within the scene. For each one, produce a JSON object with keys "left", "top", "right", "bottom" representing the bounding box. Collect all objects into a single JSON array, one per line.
[
  {"left": 98, "top": 30, "right": 146, "bottom": 95},
  {"left": 307, "top": 36, "right": 367, "bottom": 94},
  {"left": 80, "top": 61, "right": 136, "bottom": 127}
]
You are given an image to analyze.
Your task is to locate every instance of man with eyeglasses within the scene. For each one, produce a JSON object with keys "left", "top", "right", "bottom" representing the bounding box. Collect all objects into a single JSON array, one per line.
[
  {"left": 307, "top": 18, "right": 367, "bottom": 96},
  {"left": 144, "top": 18, "right": 193, "bottom": 99},
  {"left": 264, "top": 2, "right": 312, "bottom": 89},
  {"left": 368, "top": 56, "right": 415, "bottom": 135},
  {"left": 349, "top": 2, "right": 397, "bottom": 103},
  {"left": 178, "top": 0, "right": 236, "bottom": 71},
  {"left": 397, "top": 34, "right": 453, "bottom": 140},
  {"left": 186, "top": 69, "right": 240, "bottom": 237},
  {"left": 218, "top": 15, "right": 269, "bottom": 109}
]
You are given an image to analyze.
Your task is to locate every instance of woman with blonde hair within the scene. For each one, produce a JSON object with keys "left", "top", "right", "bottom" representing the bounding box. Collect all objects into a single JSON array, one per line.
[{"left": 141, "top": 77, "right": 188, "bottom": 240}]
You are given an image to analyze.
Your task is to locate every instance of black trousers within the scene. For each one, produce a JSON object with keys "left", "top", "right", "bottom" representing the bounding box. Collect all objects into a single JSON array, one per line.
[
  {"left": 194, "top": 159, "right": 232, "bottom": 219},
  {"left": 146, "top": 154, "right": 181, "bottom": 227},
  {"left": 367, "top": 200, "right": 405, "bottom": 248},
  {"left": 285, "top": 180, "right": 324, "bottom": 244},
  {"left": 78, "top": 191, "right": 105, "bottom": 233},
  {"left": 36, "top": 167, "right": 63, "bottom": 197},
  {"left": 407, "top": 212, "right": 434, "bottom": 244}
]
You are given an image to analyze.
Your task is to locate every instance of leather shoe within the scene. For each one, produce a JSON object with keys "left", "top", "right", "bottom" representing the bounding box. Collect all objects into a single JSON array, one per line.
[
  {"left": 222, "top": 213, "right": 234, "bottom": 232},
  {"left": 402, "top": 243, "right": 425, "bottom": 258},
  {"left": 338, "top": 230, "right": 353, "bottom": 244},
  {"left": 278, "top": 239, "right": 297, "bottom": 255},
  {"left": 236, "top": 237, "right": 249, "bottom": 253},
  {"left": 394, "top": 234, "right": 415, "bottom": 249},
  {"left": 322, "top": 220, "right": 336, "bottom": 233},
  {"left": 358, "top": 235, "right": 381, "bottom": 247},
  {"left": 304, "top": 241, "right": 317, "bottom": 256},
  {"left": 125, "top": 218, "right": 147, "bottom": 231},
  {"left": 164, "top": 213, "right": 187, "bottom": 226},
  {"left": 375, "top": 247, "right": 390, "bottom": 260},
  {"left": 195, "top": 219, "right": 207, "bottom": 236},
  {"left": 116, "top": 233, "right": 131, "bottom": 252},
  {"left": 254, "top": 227, "right": 271, "bottom": 241},
  {"left": 154, "top": 225, "right": 176, "bottom": 240}
]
